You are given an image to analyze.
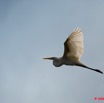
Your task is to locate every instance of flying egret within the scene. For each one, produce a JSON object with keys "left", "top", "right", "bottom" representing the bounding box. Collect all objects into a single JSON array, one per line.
[{"left": 43, "top": 28, "right": 103, "bottom": 74}]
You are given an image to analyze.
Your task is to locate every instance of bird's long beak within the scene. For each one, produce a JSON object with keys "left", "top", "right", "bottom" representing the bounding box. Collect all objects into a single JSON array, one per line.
[{"left": 43, "top": 57, "right": 54, "bottom": 60}]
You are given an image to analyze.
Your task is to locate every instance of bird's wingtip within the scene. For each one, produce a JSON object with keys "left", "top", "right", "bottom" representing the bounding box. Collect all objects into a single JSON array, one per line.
[{"left": 74, "top": 27, "right": 81, "bottom": 32}]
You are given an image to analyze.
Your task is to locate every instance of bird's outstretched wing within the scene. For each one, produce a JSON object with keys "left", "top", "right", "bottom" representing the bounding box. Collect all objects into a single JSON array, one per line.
[{"left": 63, "top": 28, "right": 83, "bottom": 61}]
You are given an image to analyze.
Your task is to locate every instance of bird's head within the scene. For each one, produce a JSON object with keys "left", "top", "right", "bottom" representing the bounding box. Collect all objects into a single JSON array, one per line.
[{"left": 43, "top": 57, "right": 62, "bottom": 67}]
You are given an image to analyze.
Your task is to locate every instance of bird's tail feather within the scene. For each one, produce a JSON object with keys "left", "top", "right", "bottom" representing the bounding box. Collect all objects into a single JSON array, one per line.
[{"left": 76, "top": 63, "right": 103, "bottom": 74}]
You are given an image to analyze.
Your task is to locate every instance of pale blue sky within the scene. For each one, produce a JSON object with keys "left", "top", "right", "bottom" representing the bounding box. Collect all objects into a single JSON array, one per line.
[{"left": 0, "top": 0, "right": 104, "bottom": 103}]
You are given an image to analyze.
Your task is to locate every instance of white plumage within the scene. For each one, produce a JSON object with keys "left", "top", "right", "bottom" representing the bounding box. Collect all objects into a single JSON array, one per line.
[
  {"left": 43, "top": 28, "right": 103, "bottom": 74},
  {"left": 63, "top": 28, "right": 83, "bottom": 61}
]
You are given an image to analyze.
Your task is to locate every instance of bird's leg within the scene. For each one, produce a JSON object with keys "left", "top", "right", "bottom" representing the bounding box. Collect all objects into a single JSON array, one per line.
[{"left": 76, "top": 63, "right": 103, "bottom": 74}]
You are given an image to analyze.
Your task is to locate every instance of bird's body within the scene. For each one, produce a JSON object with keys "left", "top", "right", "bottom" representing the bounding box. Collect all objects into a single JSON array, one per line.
[
  {"left": 43, "top": 28, "right": 103, "bottom": 74},
  {"left": 52, "top": 57, "right": 75, "bottom": 67},
  {"left": 53, "top": 57, "right": 78, "bottom": 66}
]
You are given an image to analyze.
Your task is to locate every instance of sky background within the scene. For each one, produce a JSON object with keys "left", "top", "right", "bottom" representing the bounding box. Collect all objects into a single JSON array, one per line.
[{"left": 0, "top": 0, "right": 104, "bottom": 103}]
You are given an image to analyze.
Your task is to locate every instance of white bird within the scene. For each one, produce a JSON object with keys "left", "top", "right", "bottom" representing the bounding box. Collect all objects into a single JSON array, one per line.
[{"left": 43, "top": 28, "right": 103, "bottom": 74}]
